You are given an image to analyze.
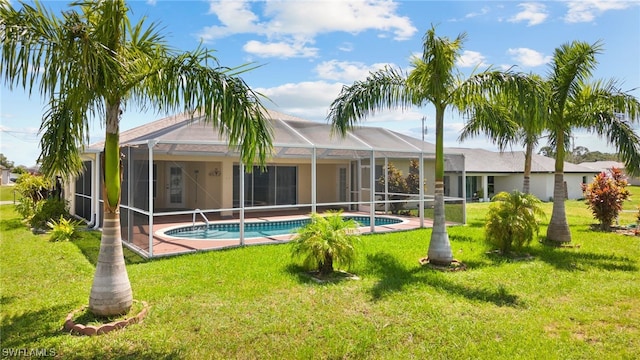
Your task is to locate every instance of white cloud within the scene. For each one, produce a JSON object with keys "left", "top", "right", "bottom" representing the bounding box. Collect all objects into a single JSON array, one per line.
[
  {"left": 255, "top": 80, "right": 425, "bottom": 124},
  {"left": 507, "top": 48, "right": 552, "bottom": 67},
  {"left": 199, "top": 1, "right": 262, "bottom": 41},
  {"left": 199, "top": 0, "right": 417, "bottom": 59},
  {"left": 338, "top": 42, "right": 354, "bottom": 52},
  {"left": 448, "top": 6, "right": 490, "bottom": 22},
  {"left": 508, "top": 2, "right": 548, "bottom": 26},
  {"left": 243, "top": 39, "right": 318, "bottom": 58},
  {"left": 456, "top": 50, "right": 489, "bottom": 68},
  {"left": 314, "top": 60, "right": 391, "bottom": 82},
  {"left": 146, "top": 0, "right": 157, "bottom": 5},
  {"left": 564, "top": 0, "right": 632, "bottom": 23},
  {"left": 261, "top": 0, "right": 415, "bottom": 40},
  {"left": 256, "top": 81, "right": 343, "bottom": 120}
]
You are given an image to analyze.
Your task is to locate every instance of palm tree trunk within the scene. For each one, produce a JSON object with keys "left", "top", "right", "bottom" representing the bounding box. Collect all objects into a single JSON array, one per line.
[
  {"left": 320, "top": 252, "right": 334, "bottom": 276},
  {"left": 428, "top": 182, "right": 453, "bottom": 265},
  {"left": 522, "top": 141, "right": 533, "bottom": 194},
  {"left": 546, "top": 134, "right": 571, "bottom": 243},
  {"left": 88, "top": 101, "right": 133, "bottom": 316},
  {"left": 546, "top": 173, "right": 571, "bottom": 243},
  {"left": 89, "top": 211, "right": 133, "bottom": 316},
  {"left": 427, "top": 105, "right": 453, "bottom": 265}
]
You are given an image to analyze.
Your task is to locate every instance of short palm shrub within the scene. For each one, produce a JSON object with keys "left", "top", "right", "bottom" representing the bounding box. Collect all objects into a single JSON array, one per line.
[
  {"left": 47, "top": 215, "right": 84, "bottom": 242},
  {"left": 581, "top": 168, "right": 630, "bottom": 231},
  {"left": 485, "top": 191, "right": 545, "bottom": 255},
  {"left": 290, "top": 211, "right": 360, "bottom": 276}
]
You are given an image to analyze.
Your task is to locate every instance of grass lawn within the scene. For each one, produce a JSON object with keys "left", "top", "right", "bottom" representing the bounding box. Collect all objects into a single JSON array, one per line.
[
  {"left": 0, "top": 184, "right": 19, "bottom": 202},
  {"left": 1, "top": 187, "right": 639, "bottom": 359}
]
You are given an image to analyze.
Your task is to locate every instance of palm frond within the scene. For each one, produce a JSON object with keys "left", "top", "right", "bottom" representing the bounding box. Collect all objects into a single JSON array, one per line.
[
  {"left": 547, "top": 40, "right": 602, "bottom": 121},
  {"left": 38, "top": 97, "right": 88, "bottom": 177},
  {"left": 327, "top": 66, "right": 411, "bottom": 137}
]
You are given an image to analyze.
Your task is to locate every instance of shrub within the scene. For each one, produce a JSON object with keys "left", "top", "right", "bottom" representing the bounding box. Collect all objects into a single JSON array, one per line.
[
  {"left": 485, "top": 191, "right": 545, "bottom": 255},
  {"left": 378, "top": 160, "right": 424, "bottom": 214},
  {"left": 14, "top": 173, "right": 52, "bottom": 202},
  {"left": 290, "top": 211, "right": 360, "bottom": 276},
  {"left": 47, "top": 215, "right": 84, "bottom": 242},
  {"left": 30, "top": 198, "right": 69, "bottom": 230},
  {"left": 14, "top": 173, "right": 52, "bottom": 222},
  {"left": 581, "top": 168, "right": 630, "bottom": 231},
  {"left": 14, "top": 196, "right": 40, "bottom": 222}
]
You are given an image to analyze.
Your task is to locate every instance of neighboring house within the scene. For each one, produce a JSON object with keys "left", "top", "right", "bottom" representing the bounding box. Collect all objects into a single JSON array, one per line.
[
  {"left": 578, "top": 161, "right": 640, "bottom": 186},
  {"left": 448, "top": 148, "right": 600, "bottom": 202},
  {"left": 67, "top": 109, "right": 466, "bottom": 257},
  {"left": 1, "top": 167, "right": 19, "bottom": 185}
]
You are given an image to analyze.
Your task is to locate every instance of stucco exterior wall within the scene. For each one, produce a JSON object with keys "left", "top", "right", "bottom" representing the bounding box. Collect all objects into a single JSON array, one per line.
[{"left": 487, "top": 172, "right": 594, "bottom": 201}]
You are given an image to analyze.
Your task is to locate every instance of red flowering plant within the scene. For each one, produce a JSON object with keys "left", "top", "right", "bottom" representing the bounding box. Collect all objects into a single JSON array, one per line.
[{"left": 581, "top": 167, "right": 630, "bottom": 231}]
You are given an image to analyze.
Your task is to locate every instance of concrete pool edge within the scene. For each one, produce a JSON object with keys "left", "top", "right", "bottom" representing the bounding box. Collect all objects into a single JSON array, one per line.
[{"left": 155, "top": 213, "right": 410, "bottom": 242}]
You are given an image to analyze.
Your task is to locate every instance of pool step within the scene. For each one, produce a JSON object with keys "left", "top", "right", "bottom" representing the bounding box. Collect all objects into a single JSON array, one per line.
[{"left": 203, "top": 230, "right": 229, "bottom": 238}]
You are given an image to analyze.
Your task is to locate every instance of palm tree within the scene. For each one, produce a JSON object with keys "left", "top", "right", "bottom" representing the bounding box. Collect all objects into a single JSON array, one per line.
[
  {"left": 290, "top": 211, "right": 360, "bottom": 276},
  {"left": 459, "top": 74, "right": 546, "bottom": 194},
  {"left": 1, "top": 1, "right": 272, "bottom": 316},
  {"left": 485, "top": 190, "right": 545, "bottom": 255},
  {"left": 327, "top": 26, "right": 533, "bottom": 265},
  {"left": 543, "top": 41, "right": 640, "bottom": 243}
]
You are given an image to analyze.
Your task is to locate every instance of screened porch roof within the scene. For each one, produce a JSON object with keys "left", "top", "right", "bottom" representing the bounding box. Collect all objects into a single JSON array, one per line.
[{"left": 87, "top": 109, "right": 464, "bottom": 166}]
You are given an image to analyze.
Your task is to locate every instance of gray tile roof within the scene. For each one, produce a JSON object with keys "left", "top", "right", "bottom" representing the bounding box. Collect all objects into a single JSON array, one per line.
[
  {"left": 85, "top": 109, "right": 598, "bottom": 174},
  {"left": 577, "top": 161, "right": 625, "bottom": 172},
  {"left": 448, "top": 148, "right": 598, "bottom": 173},
  {"left": 87, "top": 109, "right": 441, "bottom": 160}
]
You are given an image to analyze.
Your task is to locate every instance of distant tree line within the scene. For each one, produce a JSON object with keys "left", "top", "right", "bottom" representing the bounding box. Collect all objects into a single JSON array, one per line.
[
  {"left": 0, "top": 153, "right": 29, "bottom": 173},
  {"left": 538, "top": 146, "right": 620, "bottom": 164}
]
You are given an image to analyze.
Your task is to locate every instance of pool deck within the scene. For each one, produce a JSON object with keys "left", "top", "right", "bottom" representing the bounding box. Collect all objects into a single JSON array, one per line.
[{"left": 124, "top": 211, "right": 432, "bottom": 258}]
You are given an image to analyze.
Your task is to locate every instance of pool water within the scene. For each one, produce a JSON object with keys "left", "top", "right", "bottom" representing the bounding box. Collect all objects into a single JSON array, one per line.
[{"left": 163, "top": 215, "right": 403, "bottom": 240}]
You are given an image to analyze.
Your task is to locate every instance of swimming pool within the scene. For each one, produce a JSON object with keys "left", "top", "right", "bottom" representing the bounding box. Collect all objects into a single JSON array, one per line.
[{"left": 161, "top": 215, "right": 405, "bottom": 240}]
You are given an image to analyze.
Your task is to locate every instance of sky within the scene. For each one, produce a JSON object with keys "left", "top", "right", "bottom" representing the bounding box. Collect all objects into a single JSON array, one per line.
[{"left": 1, "top": 0, "right": 639, "bottom": 168}]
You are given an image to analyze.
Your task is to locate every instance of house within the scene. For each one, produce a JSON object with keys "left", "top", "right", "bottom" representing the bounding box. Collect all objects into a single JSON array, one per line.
[
  {"left": 448, "top": 148, "right": 600, "bottom": 202},
  {"left": 578, "top": 161, "right": 640, "bottom": 186},
  {"left": 67, "top": 109, "right": 466, "bottom": 257}
]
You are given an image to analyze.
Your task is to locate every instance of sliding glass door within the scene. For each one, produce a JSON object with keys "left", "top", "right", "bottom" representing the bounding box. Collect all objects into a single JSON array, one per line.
[{"left": 233, "top": 165, "right": 297, "bottom": 207}]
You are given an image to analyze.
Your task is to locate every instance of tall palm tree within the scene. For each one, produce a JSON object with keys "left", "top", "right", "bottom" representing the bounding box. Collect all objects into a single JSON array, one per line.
[
  {"left": 327, "top": 26, "right": 532, "bottom": 265},
  {"left": 458, "top": 74, "right": 546, "bottom": 194},
  {"left": 1, "top": 1, "right": 272, "bottom": 316},
  {"left": 543, "top": 40, "right": 640, "bottom": 243}
]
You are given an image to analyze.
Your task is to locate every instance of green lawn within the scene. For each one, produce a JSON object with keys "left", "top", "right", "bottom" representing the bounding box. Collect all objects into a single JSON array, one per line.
[
  {"left": 0, "top": 184, "right": 20, "bottom": 202},
  {"left": 1, "top": 187, "right": 639, "bottom": 359}
]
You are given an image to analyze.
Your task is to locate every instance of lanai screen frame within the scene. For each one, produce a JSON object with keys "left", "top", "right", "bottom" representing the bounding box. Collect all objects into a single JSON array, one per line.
[{"left": 75, "top": 117, "right": 466, "bottom": 258}]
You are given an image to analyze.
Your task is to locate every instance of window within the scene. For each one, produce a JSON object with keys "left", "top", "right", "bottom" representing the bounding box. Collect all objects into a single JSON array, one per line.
[
  {"left": 374, "top": 164, "right": 384, "bottom": 192},
  {"left": 233, "top": 165, "right": 297, "bottom": 206},
  {"left": 444, "top": 176, "right": 450, "bottom": 197},
  {"left": 74, "top": 161, "right": 93, "bottom": 221},
  {"left": 488, "top": 176, "right": 495, "bottom": 197}
]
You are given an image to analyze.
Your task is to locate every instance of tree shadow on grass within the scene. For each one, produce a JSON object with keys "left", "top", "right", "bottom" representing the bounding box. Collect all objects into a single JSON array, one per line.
[
  {"left": 61, "top": 350, "right": 182, "bottom": 360},
  {"left": 72, "top": 231, "right": 147, "bottom": 266},
  {"left": 284, "top": 263, "right": 359, "bottom": 285},
  {"left": 2, "top": 303, "right": 181, "bottom": 359},
  {"left": 531, "top": 246, "right": 638, "bottom": 272},
  {"left": 1, "top": 303, "right": 75, "bottom": 349},
  {"left": 365, "top": 252, "right": 521, "bottom": 307},
  {"left": 0, "top": 217, "right": 25, "bottom": 232}
]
